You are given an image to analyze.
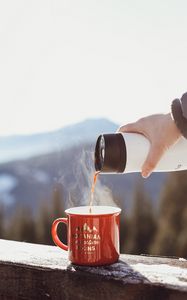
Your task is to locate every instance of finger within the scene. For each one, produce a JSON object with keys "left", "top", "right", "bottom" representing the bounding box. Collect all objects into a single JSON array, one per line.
[{"left": 141, "top": 143, "right": 165, "bottom": 178}]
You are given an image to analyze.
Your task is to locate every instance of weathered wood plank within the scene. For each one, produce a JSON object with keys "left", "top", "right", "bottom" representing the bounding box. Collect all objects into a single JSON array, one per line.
[{"left": 0, "top": 239, "right": 186, "bottom": 300}]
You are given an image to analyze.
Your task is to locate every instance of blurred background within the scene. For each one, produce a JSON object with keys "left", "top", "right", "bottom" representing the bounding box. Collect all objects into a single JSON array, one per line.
[{"left": 0, "top": 0, "right": 187, "bottom": 257}]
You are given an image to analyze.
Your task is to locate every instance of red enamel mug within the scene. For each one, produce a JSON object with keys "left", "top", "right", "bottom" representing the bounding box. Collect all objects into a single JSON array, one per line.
[{"left": 51, "top": 206, "right": 121, "bottom": 266}]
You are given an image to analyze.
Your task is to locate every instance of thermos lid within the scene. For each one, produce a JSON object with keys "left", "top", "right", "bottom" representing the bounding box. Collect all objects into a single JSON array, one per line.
[{"left": 94, "top": 133, "right": 126, "bottom": 173}]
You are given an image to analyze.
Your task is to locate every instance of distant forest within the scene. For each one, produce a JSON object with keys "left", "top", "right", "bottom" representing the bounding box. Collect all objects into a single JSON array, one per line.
[{"left": 0, "top": 171, "right": 187, "bottom": 257}]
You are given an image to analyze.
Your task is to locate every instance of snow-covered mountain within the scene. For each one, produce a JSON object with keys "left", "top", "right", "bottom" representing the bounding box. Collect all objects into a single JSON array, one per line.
[{"left": 0, "top": 118, "right": 118, "bottom": 163}]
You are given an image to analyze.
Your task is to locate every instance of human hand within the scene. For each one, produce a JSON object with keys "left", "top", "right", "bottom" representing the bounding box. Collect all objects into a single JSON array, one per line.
[{"left": 117, "top": 113, "right": 181, "bottom": 178}]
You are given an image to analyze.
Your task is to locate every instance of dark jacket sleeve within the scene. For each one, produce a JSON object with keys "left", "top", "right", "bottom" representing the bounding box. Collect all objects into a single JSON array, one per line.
[{"left": 171, "top": 93, "right": 187, "bottom": 139}]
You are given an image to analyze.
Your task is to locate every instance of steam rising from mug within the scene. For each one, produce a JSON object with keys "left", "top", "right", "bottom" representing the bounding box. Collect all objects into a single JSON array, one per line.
[{"left": 58, "top": 147, "right": 116, "bottom": 208}]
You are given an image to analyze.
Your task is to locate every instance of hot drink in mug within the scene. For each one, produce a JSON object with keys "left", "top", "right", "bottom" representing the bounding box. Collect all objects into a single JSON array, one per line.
[{"left": 51, "top": 205, "right": 121, "bottom": 266}]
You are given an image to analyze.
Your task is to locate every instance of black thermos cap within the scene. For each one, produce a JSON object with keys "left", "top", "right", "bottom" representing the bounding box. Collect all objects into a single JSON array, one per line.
[{"left": 94, "top": 133, "right": 127, "bottom": 173}]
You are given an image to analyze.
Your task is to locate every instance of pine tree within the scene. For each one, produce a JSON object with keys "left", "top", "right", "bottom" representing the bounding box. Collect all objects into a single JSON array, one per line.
[
  {"left": 7, "top": 206, "right": 37, "bottom": 243},
  {"left": 120, "top": 213, "right": 130, "bottom": 254},
  {"left": 36, "top": 201, "right": 51, "bottom": 244},
  {"left": 126, "top": 179, "right": 157, "bottom": 254},
  {"left": 151, "top": 171, "right": 187, "bottom": 257},
  {"left": 51, "top": 186, "right": 65, "bottom": 219},
  {"left": 177, "top": 206, "right": 187, "bottom": 257},
  {"left": 0, "top": 204, "right": 5, "bottom": 239},
  {"left": 36, "top": 185, "right": 66, "bottom": 245}
]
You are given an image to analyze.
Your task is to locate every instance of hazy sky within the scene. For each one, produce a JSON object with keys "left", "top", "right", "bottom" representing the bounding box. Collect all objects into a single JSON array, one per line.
[{"left": 0, "top": 0, "right": 187, "bottom": 136}]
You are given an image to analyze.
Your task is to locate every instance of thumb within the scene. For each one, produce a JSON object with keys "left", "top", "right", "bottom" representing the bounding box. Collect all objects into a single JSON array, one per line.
[
  {"left": 141, "top": 143, "right": 165, "bottom": 178},
  {"left": 117, "top": 122, "right": 141, "bottom": 133}
]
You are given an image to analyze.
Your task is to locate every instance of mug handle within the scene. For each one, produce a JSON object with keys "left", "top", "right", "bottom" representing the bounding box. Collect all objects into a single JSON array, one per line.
[{"left": 51, "top": 218, "right": 68, "bottom": 251}]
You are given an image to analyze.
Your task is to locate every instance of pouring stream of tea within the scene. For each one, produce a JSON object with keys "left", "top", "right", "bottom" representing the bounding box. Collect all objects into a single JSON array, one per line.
[{"left": 89, "top": 171, "right": 100, "bottom": 213}]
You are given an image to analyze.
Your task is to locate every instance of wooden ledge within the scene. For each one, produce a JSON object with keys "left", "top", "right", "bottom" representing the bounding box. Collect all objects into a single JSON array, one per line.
[{"left": 0, "top": 239, "right": 187, "bottom": 300}]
